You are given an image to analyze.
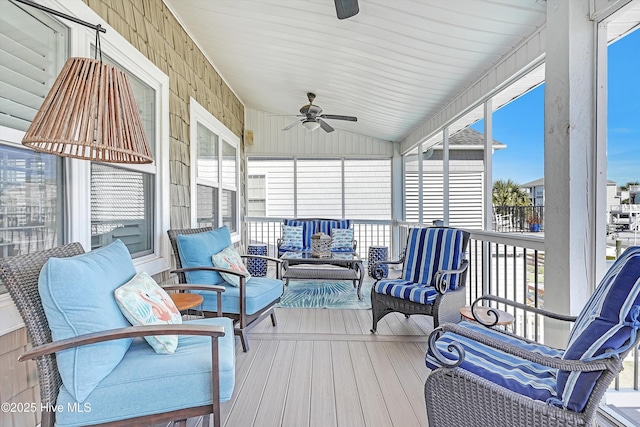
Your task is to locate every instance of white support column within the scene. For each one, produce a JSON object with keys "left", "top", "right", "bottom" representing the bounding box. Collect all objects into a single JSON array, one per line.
[
  {"left": 483, "top": 99, "right": 493, "bottom": 296},
  {"left": 544, "top": 0, "right": 599, "bottom": 347},
  {"left": 443, "top": 127, "right": 450, "bottom": 226},
  {"left": 418, "top": 142, "right": 424, "bottom": 224},
  {"left": 391, "top": 145, "right": 404, "bottom": 259}
]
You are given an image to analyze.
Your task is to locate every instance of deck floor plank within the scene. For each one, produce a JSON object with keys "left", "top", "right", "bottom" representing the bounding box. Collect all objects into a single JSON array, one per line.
[
  {"left": 331, "top": 341, "right": 367, "bottom": 427},
  {"left": 310, "top": 340, "right": 338, "bottom": 427},
  {"left": 281, "top": 341, "right": 313, "bottom": 427}
]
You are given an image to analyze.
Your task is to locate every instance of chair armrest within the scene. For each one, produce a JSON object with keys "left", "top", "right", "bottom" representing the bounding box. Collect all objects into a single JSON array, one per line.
[
  {"left": 240, "top": 254, "right": 282, "bottom": 265},
  {"left": 428, "top": 323, "right": 618, "bottom": 372},
  {"left": 171, "top": 266, "right": 249, "bottom": 278},
  {"left": 162, "top": 284, "right": 225, "bottom": 293},
  {"left": 471, "top": 295, "right": 577, "bottom": 327},
  {"left": 372, "top": 259, "right": 404, "bottom": 280},
  {"left": 18, "top": 324, "right": 226, "bottom": 362},
  {"left": 434, "top": 260, "right": 469, "bottom": 294}
]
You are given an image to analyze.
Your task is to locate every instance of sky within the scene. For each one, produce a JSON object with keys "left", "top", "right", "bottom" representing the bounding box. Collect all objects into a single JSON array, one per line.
[{"left": 471, "top": 28, "right": 639, "bottom": 187}]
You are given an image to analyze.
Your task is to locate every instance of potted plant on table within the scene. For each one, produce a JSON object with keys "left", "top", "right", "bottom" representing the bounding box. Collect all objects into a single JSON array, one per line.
[{"left": 527, "top": 212, "right": 542, "bottom": 232}]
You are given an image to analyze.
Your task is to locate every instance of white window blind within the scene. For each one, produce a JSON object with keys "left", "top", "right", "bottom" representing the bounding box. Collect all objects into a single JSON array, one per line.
[{"left": 0, "top": 1, "right": 67, "bottom": 131}]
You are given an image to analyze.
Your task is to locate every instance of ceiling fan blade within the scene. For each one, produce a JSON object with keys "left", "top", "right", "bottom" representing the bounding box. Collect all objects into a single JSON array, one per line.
[
  {"left": 318, "top": 119, "right": 335, "bottom": 133},
  {"left": 335, "top": 0, "right": 359, "bottom": 19},
  {"left": 319, "top": 114, "right": 357, "bottom": 122},
  {"left": 282, "top": 120, "right": 302, "bottom": 131}
]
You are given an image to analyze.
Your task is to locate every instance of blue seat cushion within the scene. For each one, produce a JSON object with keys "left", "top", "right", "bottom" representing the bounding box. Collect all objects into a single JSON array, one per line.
[
  {"left": 38, "top": 239, "right": 136, "bottom": 403},
  {"left": 374, "top": 279, "right": 438, "bottom": 305},
  {"left": 194, "top": 277, "right": 283, "bottom": 315},
  {"left": 426, "top": 321, "right": 562, "bottom": 404},
  {"left": 278, "top": 245, "right": 309, "bottom": 255},
  {"left": 55, "top": 317, "right": 235, "bottom": 427},
  {"left": 557, "top": 246, "right": 640, "bottom": 412},
  {"left": 177, "top": 226, "right": 232, "bottom": 285}
]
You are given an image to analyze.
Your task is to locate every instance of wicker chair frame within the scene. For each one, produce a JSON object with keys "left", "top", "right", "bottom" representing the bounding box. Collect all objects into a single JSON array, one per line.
[
  {"left": 370, "top": 227, "right": 470, "bottom": 332},
  {"left": 0, "top": 243, "right": 227, "bottom": 427},
  {"left": 168, "top": 227, "right": 283, "bottom": 352},
  {"left": 425, "top": 295, "right": 640, "bottom": 427}
]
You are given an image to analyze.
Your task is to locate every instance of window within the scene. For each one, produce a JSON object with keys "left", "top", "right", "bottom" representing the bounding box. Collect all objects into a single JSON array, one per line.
[
  {"left": 90, "top": 53, "right": 157, "bottom": 258},
  {"left": 0, "top": 0, "right": 170, "bottom": 285},
  {"left": 247, "top": 174, "right": 266, "bottom": 216},
  {"left": 191, "top": 99, "right": 240, "bottom": 238},
  {"left": 0, "top": 0, "right": 68, "bottom": 297}
]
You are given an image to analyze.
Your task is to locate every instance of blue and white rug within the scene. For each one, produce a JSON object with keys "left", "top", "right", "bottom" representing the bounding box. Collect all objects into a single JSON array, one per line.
[{"left": 277, "top": 280, "right": 372, "bottom": 309}]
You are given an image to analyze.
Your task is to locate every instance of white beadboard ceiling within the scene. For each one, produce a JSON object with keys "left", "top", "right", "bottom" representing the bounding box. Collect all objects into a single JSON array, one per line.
[{"left": 163, "top": 0, "right": 638, "bottom": 144}]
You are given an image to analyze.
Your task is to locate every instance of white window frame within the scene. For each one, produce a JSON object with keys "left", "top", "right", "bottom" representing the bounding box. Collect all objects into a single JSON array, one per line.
[
  {"left": 0, "top": 0, "right": 170, "bottom": 334},
  {"left": 190, "top": 98, "right": 241, "bottom": 243}
]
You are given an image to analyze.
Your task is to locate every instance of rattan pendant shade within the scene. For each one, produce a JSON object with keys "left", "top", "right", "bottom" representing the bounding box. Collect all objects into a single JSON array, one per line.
[{"left": 22, "top": 57, "right": 153, "bottom": 164}]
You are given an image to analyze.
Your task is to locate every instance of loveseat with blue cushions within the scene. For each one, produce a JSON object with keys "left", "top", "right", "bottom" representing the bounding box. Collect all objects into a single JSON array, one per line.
[
  {"left": 276, "top": 218, "right": 357, "bottom": 256},
  {"left": 0, "top": 240, "right": 236, "bottom": 427},
  {"left": 424, "top": 246, "right": 640, "bottom": 427}
]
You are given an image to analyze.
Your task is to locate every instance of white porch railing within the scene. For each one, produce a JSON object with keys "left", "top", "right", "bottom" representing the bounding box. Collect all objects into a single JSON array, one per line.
[{"left": 244, "top": 216, "right": 639, "bottom": 400}]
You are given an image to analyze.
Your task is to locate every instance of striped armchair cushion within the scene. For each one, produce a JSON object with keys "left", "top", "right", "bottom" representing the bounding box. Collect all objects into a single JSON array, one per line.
[
  {"left": 315, "top": 219, "right": 351, "bottom": 236},
  {"left": 402, "top": 228, "right": 466, "bottom": 289},
  {"left": 426, "top": 321, "right": 562, "bottom": 404},
  {"left": 557, "top": 246, "right": 640, "bottom": 412},
  {"left": 374, "top": 280, "right": 439, "bottom": 304},
  {"left": 283, "top": 219, "right": 315, "bottom": 249}
]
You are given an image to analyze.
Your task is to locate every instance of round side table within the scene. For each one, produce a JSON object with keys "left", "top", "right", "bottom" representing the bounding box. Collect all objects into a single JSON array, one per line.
[
  {"left": 368, "top": 245, "right": 389, "bottom": 278},
  {"left": 247, "top": 243, "right": 268, "bottom": 277},
  {"left": 459, "top": 305, "right": 514, "bottom": 327}
]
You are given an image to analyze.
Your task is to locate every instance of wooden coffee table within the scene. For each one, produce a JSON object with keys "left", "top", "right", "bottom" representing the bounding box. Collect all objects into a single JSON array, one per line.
[
  {"left": 169, "top": 293, "right": 204, "bottom": 313},
  {"left": 460, "top": 305, "right": 514, "bottom": 327}
]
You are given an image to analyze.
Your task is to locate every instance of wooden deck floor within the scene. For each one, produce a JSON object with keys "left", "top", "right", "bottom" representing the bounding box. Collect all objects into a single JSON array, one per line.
[{"left": 172, "top": 307, "right": 436, "bottom": 427}]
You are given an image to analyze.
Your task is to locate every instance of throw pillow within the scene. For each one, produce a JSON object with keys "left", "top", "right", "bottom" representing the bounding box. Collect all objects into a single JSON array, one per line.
[
  {"left": 282, "top": 224, "right": 303, "bottom": 249},
  {"left": 114, "top": 271, "right": 183, "bottom": 354},
  {"left": 330, "top": 228, "right": 353, "bottom": 250},
  {"left": 211, "top": 246, "right": 251, "bottom": 287},
  {"left": 38, "top": 239, "right": 136, "bottom": 402}
]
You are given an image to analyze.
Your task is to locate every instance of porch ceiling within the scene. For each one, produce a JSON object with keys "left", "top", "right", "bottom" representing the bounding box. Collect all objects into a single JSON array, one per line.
[{"left": 163, "top": 0, "right": 547, "bottom": 143}]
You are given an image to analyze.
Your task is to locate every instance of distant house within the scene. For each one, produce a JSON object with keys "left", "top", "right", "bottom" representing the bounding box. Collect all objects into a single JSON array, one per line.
[
  {"left": 521, "top": 177, "right": 619, "bottom": 210},
  {"left": 405, "top": 127, "right": 506, "bottom": 229}
]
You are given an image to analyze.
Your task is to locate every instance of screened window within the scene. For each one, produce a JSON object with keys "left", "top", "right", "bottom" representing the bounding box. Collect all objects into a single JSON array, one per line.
[
  {"left": 297, "top": 159, "right": 342, "bottom": 218},
  {"left": 345, "top": 159, "right": 391, "bottom": 219},
  {"left": 247, "top": 174, "right": 266, "bottom": 216}
]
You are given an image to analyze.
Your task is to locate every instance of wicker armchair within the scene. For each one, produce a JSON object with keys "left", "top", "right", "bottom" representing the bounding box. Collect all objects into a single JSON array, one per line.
[
  {"left": 370, "top": 227, "right": 470, "bottom": 332},
  {"left": 0, "top": 243, "right": 234, "bottom": 427},
  {"left": 425, "top": 246, "right": 640, "bottom": 427},
  {"left": 168, "top": 226, "right": 284, "bottom": 351}
]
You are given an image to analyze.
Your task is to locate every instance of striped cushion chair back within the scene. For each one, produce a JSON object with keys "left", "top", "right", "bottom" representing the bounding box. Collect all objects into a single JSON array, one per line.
[
  {"left": 315, "top": 219, "right": 351, "bottom": 236},
  {"left": 556, "top": 246, "right": 640, "bottom": 412},
  {"left": 401, "top": 227, "right": 467, "bottom": 289}
]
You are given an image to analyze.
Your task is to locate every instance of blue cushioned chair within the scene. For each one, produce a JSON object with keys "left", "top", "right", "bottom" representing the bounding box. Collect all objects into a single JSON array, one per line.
[
  {"left": 168, "top": 226, "right": 284, "bottom": 352},
  {"left": 0, "top": 242, "right": 235, "bottom": 427},
  {"left": 370, "top": 227, "right": 470, "bottom": 332},
  {"left": 425, "top": 246, "right": 640, "bottom": 427}
]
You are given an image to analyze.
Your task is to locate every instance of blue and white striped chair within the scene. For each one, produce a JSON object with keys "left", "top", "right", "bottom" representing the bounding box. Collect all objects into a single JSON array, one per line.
[
  {"left": 425, "top": 246, "right": 640, "bottom": 427},
  {"left": 370, "top": 227, "right": 470, "bottom": 332}
]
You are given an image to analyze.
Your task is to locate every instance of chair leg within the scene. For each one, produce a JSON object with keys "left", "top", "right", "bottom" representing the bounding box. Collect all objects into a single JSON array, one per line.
[
  {"left": 236, "top": 327, "right": 249, "bottom": 352},
  {"left": 212, "top": 400, "right": 220, "bottom": 427},
  {"left": 270, "top": 309, "right": 278, "bottom": 326}
]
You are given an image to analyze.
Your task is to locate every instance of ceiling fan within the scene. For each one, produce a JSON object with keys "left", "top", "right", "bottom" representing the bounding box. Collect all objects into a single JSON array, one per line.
[{"left": 282, "top": 93, "right": 357, "bottom": 133}]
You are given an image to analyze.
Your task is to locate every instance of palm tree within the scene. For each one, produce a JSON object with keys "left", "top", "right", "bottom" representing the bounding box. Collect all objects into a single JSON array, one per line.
[{"left": 492, "top": 179, "right": 531, "bottom": 207}]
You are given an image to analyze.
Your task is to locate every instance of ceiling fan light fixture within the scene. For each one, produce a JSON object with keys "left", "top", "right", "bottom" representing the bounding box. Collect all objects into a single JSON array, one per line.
[{"left": 302, "top": 120, "right": 321, "bottom": 131}]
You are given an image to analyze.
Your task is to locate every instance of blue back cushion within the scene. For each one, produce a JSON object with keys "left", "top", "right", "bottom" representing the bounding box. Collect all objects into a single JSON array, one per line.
[
  {"left": 283, "top": 219, "right": 315, "bottom": 248},
  {"left": 557, "top": 246, "right": 640, "bottom": 412},
  {"left": 401, "top": 228, "right": 466, "bottom": 288},
  {"left": 177, "top": 226, "right": 232, "bottom": 285},
  {"left": 315, "top": 219, "right": 351, "bottom": 236},
  {"left": 38, "top": 240, "right": 136, "bottom": 402}
]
